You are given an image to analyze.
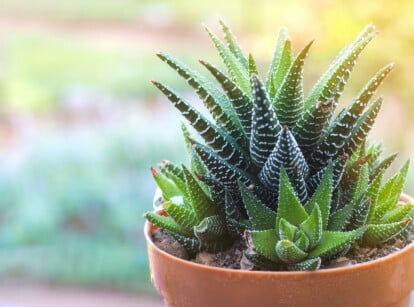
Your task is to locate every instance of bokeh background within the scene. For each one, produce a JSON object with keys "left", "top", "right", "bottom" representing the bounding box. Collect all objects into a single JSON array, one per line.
[{"left": 0, "top": 0, "right": 413, "bottom": 305}]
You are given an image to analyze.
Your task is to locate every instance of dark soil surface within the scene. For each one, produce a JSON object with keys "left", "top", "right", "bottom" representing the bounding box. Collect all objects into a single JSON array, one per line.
[{"left": 152, "top": 228, "right": 414, "bottom": 271}]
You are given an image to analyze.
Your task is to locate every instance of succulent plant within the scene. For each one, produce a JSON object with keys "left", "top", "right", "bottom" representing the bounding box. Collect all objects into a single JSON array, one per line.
[
  {"left": 145, "top": 162, "right": 233, "bottom": 255},
  {"left": 145, "top": 21, "right": 413, "bottom": 270}
]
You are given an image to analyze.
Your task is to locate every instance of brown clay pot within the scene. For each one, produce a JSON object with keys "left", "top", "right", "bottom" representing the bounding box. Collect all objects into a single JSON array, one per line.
[{"left": 145, "top": 194, "right": 414, "bottom": 307}]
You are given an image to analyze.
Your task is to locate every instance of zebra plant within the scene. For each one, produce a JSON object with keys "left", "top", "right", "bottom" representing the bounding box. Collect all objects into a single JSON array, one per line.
[
  {"left": 145, "top": 161, "right": 233, "bottom": 255},
  {"left": 244, "top": 165, "right": 366, "bottom": 270},
  {"left": 145, "top": 21, "right": 413, "bottom": 268}
]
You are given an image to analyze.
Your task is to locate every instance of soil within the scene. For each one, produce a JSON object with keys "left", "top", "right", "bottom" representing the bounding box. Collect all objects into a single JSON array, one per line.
[{"left": 152, "top": 228, "right": 414, "bottom": 271}]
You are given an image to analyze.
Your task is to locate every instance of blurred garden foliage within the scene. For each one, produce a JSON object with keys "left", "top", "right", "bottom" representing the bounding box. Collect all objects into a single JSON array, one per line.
[{"left": 0, "top": 0, "right": 413, "bottom": 293}]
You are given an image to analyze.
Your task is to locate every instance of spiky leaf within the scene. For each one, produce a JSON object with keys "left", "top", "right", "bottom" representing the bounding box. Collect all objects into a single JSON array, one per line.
[
  {"left": 274, "top": 41, "right": 312, "bottom": 127},
  {"left": 275, "top": 240, "right": 308, "bottom": 264},
  {"left": 309, "top": 228, "right": 366, "bottom": 259},
  {"left": 250, "top": 74, "right": 281, "bottom": 167},
  {"left": 240, "top": 182, "right": 276, "bottom": 230}
]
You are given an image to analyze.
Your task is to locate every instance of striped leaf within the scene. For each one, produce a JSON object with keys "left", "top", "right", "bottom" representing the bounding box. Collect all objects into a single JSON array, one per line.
[
  {"left": 170, "top": 233, "right": 200, "bottom": 256},
  {"left": 304, "top": 24, "right": 376, "bottom": 110},
  {"left": 219, "top": 19, "right": 248, "bottom": 68},
  {"left": 205, "top": 27, "right": 251, "bottom": 96},
  {"left": 273, "top": 41, "right": 313, "bottom": 127},
  {"left": 157, "top": 53, "right": 244, "bottom": 144},
  {"left": 287, "top": 257, "right": 321, "bottom": 271},
  {"left": 153, "top": 81, "right": 247, "bottom": 168},
  {"left": 163, "top": 201, "right": 199, "bottom": 231},
  {"left": 293, "top": 99, "right": 334, "bottom": 156},
  {"left": 240, "top": 182, "right": 277, "bottom": 230},
  {"left": 266, "top": 27, "right": 289, "bottom": 97},
  {"left": 193, "top": 140, "right": 252, "bottom": 190},
  {"left": 370, "top": 153, "right": 397, "bottom": 181},
  {"left": 183, "top": 166, "right": 217, "bottom": 221},
  {"left": 259, "top": 126, "right": 309, "bottom": 197},
  {"left": 250, "top": 74, "right": 281, "bottom": 167},
  {"left": 361, "top": 219, "right": 412, "bottom": 246},
  {"left": 145, "top": 212, "right": 193, "bottom": 237},
  {"left": 200, "top": 60, "right": 252, "bottom": 139},
  {"left": 342, "top": 97, "right": 383, "bottom": 158},
  {"left": 306, "top": 154, "right": 348, "bottom": 195},
  {"left": 194, "top": 215, "right": 227, "bottom": 241}
]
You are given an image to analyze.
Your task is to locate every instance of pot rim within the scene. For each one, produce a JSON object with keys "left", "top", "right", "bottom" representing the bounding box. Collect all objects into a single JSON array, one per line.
[{"left": 146, "top": 193, "right": 414, "bottom": 276}]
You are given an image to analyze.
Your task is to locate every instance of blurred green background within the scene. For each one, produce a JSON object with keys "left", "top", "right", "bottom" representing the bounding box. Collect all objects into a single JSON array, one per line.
[{"left": 0, "top": 0, "right": 413, "bottom": 300}]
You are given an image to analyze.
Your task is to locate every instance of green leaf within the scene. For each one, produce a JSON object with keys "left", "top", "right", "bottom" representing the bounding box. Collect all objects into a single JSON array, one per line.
[
  {"left": 319, "top": 64, "right": 393, "bottom": 163},
  {"left": 279, "top": 218, "right": 298, "bottom": 241},
  {"left": 309, "top": 228, "right": 366, "bottom": 259},
  {"left": 249, "top": 229, "right": 280, "bottom": 262},
  {"left": 287, "top": 257, "right": 321, "bottom": 271},
  {"left": 156, "top": 53, "right": 244, "bottom": 143},
  {"left": 266, "top": 27, "right": 289, "bottom": 96},
  {"left": 370, "top": 153, "right": 397, "bottom": 181},
  {"left": 293, "top": 99, "right": 334, "bottom": 156},
  {"left": 170, "top": 233, "right": 200, "bottom": 256},
  {"left": 381, "top": 202, "right": 414, "bottom": 224},
  {"left": 274, "top": 41, "right": 313, "bottom": 127},
  {"left": 304, "top": 24, "right": 376, "bottom": 110},
  {"left": 259, "top": 126, "right": 309, "bottom": 202},
  {"left": 244, "top": 250, "right": 281, "bottom": 270},
  {"left": 205, "top": 26, "right": 251, "bottom": 96},
  {"left": 348, "top": 197, "right": 371, "bottom": 230},
  {"left": 343, "top": 97, "right": 383, "bottom": 157},
  {"left": 219, "top": 19, "right": 248, "bottom": 68},
  {"left": 200, "top": 60, "right": 252, "bottom": 140},
  {"left": 372, "top": 160, "right": 410, "bottom": 221},
  {"left": 366, "top": 171, "right": 384, "bottom": 223},
  {"left": 305, "top": 163, "right": 333, "bottom": 230},
  {"left": 145, "top": 212, "right": 193, "bottom": 237},
  {"left": 250, "top": 74, "right": 281, "bottom": 167},
  {"left": 271, "top": 39, "right": 293, "bottom": 98},
  {"left": 248, "top": 53, "right": 259, "bottom": 76},
  {"left": 361, "top": 219, "right": 412, "bottom": 246},
  {"left": 151, "top": 166, "right": 181, "bottom": 200},
  {"left": 194, "top": 215, "right": 227, "bottom": 241},
  {"left": 379, "top": 160, "right": 410, "bottom": 204},
  {"left": 239, "top": 182, "right": 277, "bottom": 230},
  {"left": 352, "top": 164, "right": 370, "bottom": 200},
  {"left": 192, "top": 140, "right": 252, "bottom": 190},
  {"left": 276, "top": 169, "right": 309, "bottom": 229},
  {"left": 328, "top": 200, "right": 355, "bottom": 231},
  {"left": 163, "top": 201, "right": 199, "bottom": 231},
  {"left": 183, "top": 166, "right": 217, "bottom": 220},
  {"left": 153, "top": 81, "right": 247, "bottom": 168},
  {"left": 275, "top": 240, "right": 308, "bottom": 264},
  {"left": 300, "top": 205, "right": 323, "bottom": 249},
  {"left": 159, "top": 161, "right": 187, "bottom": 196},
  {"left": 294, "top": 230, "right": 310, "bottom": 251}
]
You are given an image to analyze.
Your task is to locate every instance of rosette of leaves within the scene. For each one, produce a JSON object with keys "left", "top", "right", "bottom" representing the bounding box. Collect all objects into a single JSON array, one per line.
[
  {"left": 151, "top": 20, "right": 394, "bottom": 224},
  {"left": 144, "top": 161, "right": 233, "bottom": 255},
  {"left": 243, "top": 165, "right": 366, "bottom": 271},
  {"left": 329, "top": 143, "right": 413, "bottom": 246}
]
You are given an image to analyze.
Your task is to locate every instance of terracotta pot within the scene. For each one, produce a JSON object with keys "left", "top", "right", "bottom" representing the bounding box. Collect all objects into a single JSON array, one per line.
[{"left": 145, "top": 194, "right": 414, "bottom": 307}]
